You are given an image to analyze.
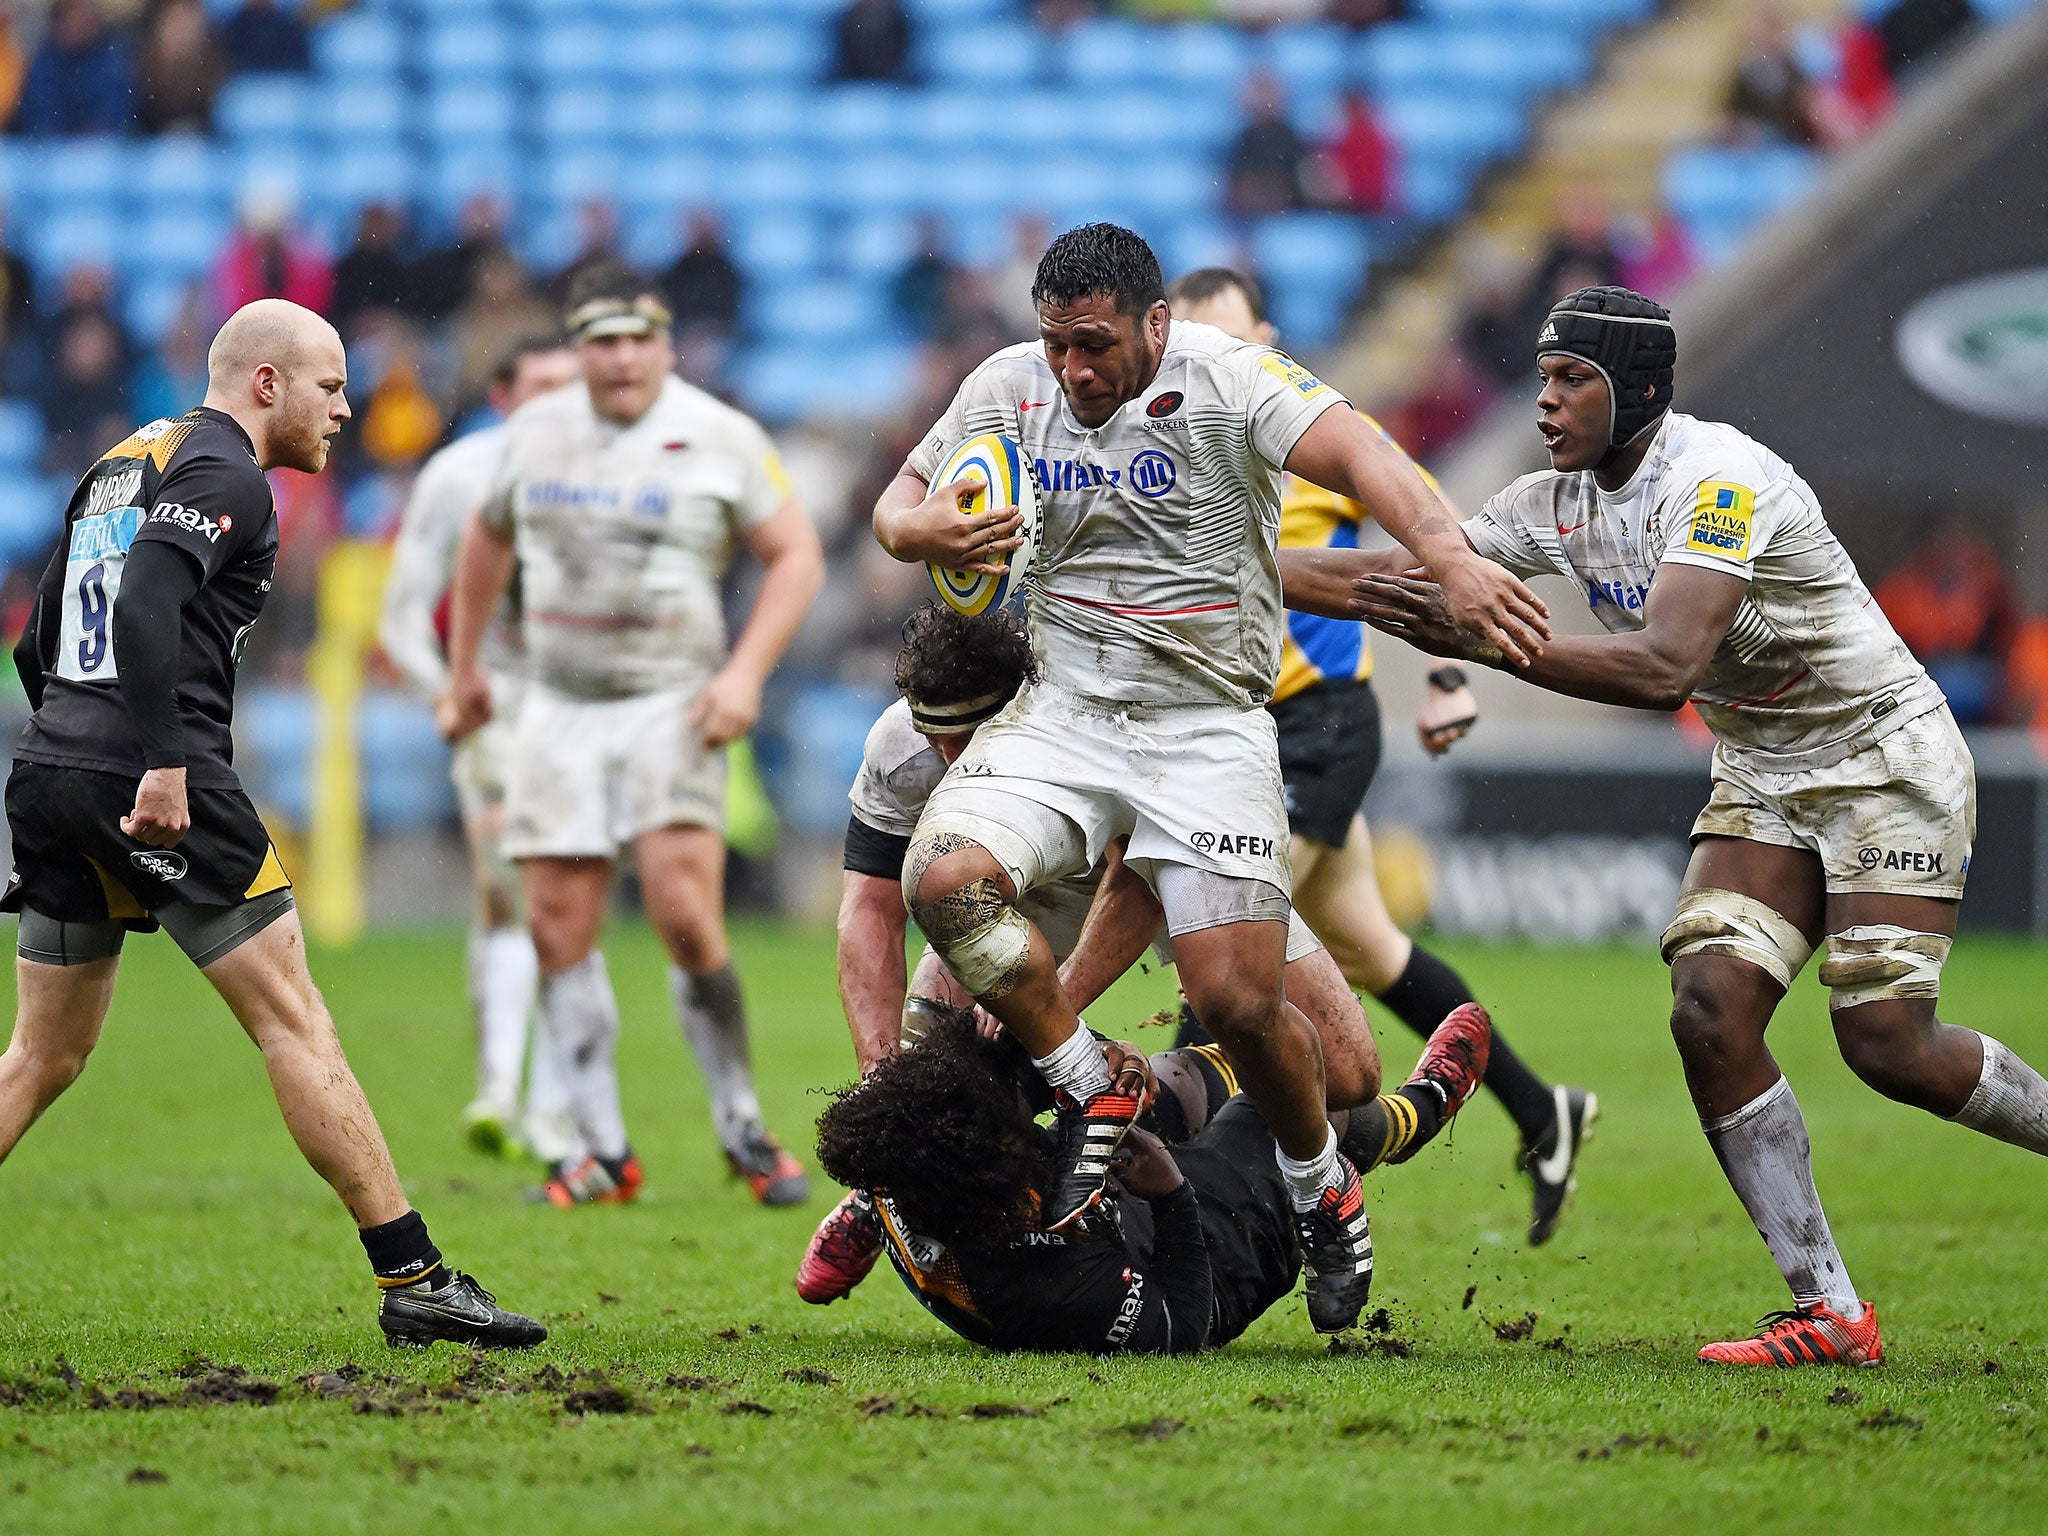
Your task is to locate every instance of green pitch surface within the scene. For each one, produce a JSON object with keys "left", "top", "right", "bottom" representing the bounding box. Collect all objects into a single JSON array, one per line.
[{"left": 1, "top": 923, "right": 2044, "bottom": 1534}]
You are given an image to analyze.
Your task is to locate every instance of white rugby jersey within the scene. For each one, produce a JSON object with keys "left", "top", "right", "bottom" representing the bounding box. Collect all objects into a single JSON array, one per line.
[
  {"left": 905, "top": 320, "right": 1349, "bottom": 708},
  {"left": 481, "top": 376, "right": 792, "bottom": 699},
  {"left": 380, "top": 423, "right": 521, "bottom": 696},
  {"left": 1465, "top": 412, "right": 1942, "bottom": 769},
  {"left": 850, "top": 699, "right": 1099, "bottom": 954}
]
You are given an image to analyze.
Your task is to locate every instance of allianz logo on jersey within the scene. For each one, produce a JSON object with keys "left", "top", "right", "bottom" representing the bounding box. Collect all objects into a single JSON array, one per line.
[
  {"left": 84, "top": 469, "right": 143, "bottom": 520},
  {"left": 1031, "top": 450, "right": 1178, "bottom": 499},
  {"left": 1586, "top": 577, "right": 1649, "bottom": 612},
  {"left": 524, "top": 480, "right": 673, "bottom": 520}
]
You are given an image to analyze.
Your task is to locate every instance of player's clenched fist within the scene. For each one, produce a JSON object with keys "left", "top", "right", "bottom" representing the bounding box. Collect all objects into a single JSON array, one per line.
[
  {"left": 437, "top": 668, "right": 494, "bottom": 743},
  {"left": 884, "top": 476, "right": 1024, "bottom": 575},
  {"left": 122, "top": 765, "right": 191, "bottom": 848},
  {"left": 689, "top": 664, "right": 764, "bottom": 747}
]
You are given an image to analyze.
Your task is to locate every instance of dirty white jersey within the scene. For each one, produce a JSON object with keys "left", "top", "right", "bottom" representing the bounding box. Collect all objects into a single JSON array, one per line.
[
  {"left": 905, "top": 321, "right": 1349, "bottom": 708},
  {"left": 481, "top": 376, "right": 793, "bottom": 699},
  {"left": 380, "top": 422, "right": 520, "bottom": 697},
  {"left": 1465, "top": 412, "right": 1943, "bottom": 770},
  {"left": 850, "top": 699, "right": 1099, "bottom": 954}
]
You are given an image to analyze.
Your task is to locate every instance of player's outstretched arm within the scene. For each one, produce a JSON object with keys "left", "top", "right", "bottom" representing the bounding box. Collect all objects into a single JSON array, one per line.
[
  {"left": 694, "top": 500, "right": 826, "bottom": 747},
  {"left": 1285, "top": 408, "right": 1549, "bottom": 666},
  {"left": 837, "top": 869, "right": 911, "bottom": 1075},
  {"left": 1354, "top": 561, "right": 1747, "bottom": 712},
  {"left": 377, "top": 466, "right": 461, "bottom": 699},
  {"left": 873, "top": 471, "right": 1023, "bottom": 575},
  {"left": 1278, "top": 545, "right": 1416, "bottom": 618},
  {"left": 442, "top": 511, "right": 516, "bottom": 741}
]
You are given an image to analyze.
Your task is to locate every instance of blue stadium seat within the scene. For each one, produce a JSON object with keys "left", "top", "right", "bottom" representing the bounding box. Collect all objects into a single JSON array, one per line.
[
  {"left": 1662, "top": 144, "right": 1820, "bottom": 263},
  {"left": 1264, "top": 25, "right": 1354, "bottom": 96},
  {"left": 358, "top": 694, "right": 458, "bottom": 834},
  {"left": 538, "top": 85, "right": 619, "bottom": 145},
  {"left": 815, "top": 152, "right": 924, "bottom": 215},
  {"left": 1061, "top": 18, "right": 1146, "bottom": 88},
  {"left": 1157, "top": 217, "right": 1239, "bottom": 278},
  {"left": 1122, "top": 155, "right": 1217, "bottom": 220},
  {"left": 808, "top": 85, "right": 910, "bottom": 151},
  {"left": 525, "top": 150, "right": 622, "bottom": 211},
  {"left": 932, "top": 151, "right": 1011, "bottom": 217},
  {"left": 310, "top": 80, "right": 408, "bottom": 142},
  {"left": 717, "top": 89, "right": 809, "bottom": 150},
  {"left": 910, "top": 90, "right": 1004, "bottom": 151},
  {"left": 311, "top": 143, "right": 418, "bottom": 226},
  {"left": 15, "top": 139, "right": 128, "bottom": 219},
  {"left": 0, "top": 401, "right": 46, "bottom": 470},
  {"left": 702, "top": 25, "right": 828, "bottom": 82},
  {"left": 837, "top": 212, "right": 916, "bottom": 279},
  {"left": 313, "top": 12, "right": 405, "bottom": 77},
  {"left": 135, "top": 139, "right": 235, "bottom": 214},
  {"left": 1089, "top": 93, "right": 1186, "bottom": 154},
  {"left": 123, "top": 275, "right": 192, "bottom": 348},
  {"left": 423, "top": 83, "right": 520, "bottom": 147},
  {"left": 26, "top": 208, "right": 120, "bottom": 285},
  {"left": 213, "top": 76, "right": 311, "bottom": 144},
  {"left": 921, "top": 0, "right": 1010, "bottom": 19},
  {"left": 421, "top": 19, "right": 516, "bottom": 83},
  {"left": 620, "top": 88, "right": 714, "bottom": 150},
  {"left": 1252, "top": 213, "right": 1372, "bottom": 347},
  {"left": 728, "top": 212, "right": 823, "bottom": 282},
  {"left": 1398, "top": 152, "right": 1470, "bottom": 222},
  {"left": 1380, "top": 92, "right": 1524, "bottom": 163},
  {"left": 719, "top": 154, "right": 819, "bottom": 214},
  {"left": 0, "top": 474, "right": 63, "bottom": 570},
  {"left": 922, "top": 21, "right": 1043, "bottom": 86},
  {"left": 531, "top": 23, "right": 613, "bottom": 87},
  {"left": 426, "top": 149, "right": 520, "bottom": 225},
  {"left": 615, "top": 23, "right": 707, "bottom": 86},
  {"left": 753, "top": 279, "right": 879, "bottom": 346},
  {"left": 1154, "top": 25, "right": 1248, "bottom": 92},
  {"left": 131, "top": 206, "right": 232, "bottom": 282},
  {"left": 737, "top": 342, "right": 916, "bottom": 424}
]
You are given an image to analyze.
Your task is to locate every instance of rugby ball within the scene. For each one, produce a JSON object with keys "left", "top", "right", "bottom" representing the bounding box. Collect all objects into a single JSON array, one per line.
[{"left": 926, "top": 431, "right": 1040, "bottom": 617}]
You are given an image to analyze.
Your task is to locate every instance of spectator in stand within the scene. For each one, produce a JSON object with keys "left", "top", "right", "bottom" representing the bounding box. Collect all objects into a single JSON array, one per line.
[
  {"left": 331, "top": 203, "right": 418, "bottom": 335},
  {"left": 411, "top": 193, "right": 512, "bottom": 324},
  {"left": 662, "top": 209, "right": 745, "bottom": 338},
  {"left": 1873, "top": 516, "right": 2019, "bottom": 725},
  {"left": 989, "top": 212, "right": 1050, "bottom": 340},
  {"left": 1810, "top": 22, "right": 1895, "bottom": 145},
  {"left": 829, "top": 0, "right": 915, "bottom": 83},
  {"left": 14, "top": 0, "right": 137, "bottom": 138},
  {"left": 138, "top": 0, "right": 229, "bottom": 135},
  {"left": 0, "top": 8, "right": 28, "bottom": 130},
  {"left": 132, "top": 282, "right": 210, "bottom": 421},
  {"left": 221, "top": 0, "right": 310, "bottom": 76},
  {"left": 1617, "top": 204, "right": 1698, "bottom": 299},
  {"left": 1456, "top": 270, "right": 1527, "bottom": 390},
  {"left": 39, "top": 304, "right": 133, "bottom": 479},
  {"left": 1226, "top": 72, "right": 1309, "bottom": 219},
  {"left": 1324, "top": 0, "right": 1407, "bottom": 29},
  {"left": 553, "top": 198, "right": 624, "bottom": 303},
  {"left": 1317, "top": 89, "right": 1394, "bottom": 215},
  {"left": 1724, "top": 9, "right": 1816, "bottom": 146},
  {"left": 0, "top": 211, "right": 33, "bottom": 339},
  {"left": 892, "top": 216, "right": 959, "bottom": 339},
  {"left": 211, "top": 183, "right": 332, "bottom": 319},
  {"left": 451, "top": 249, "right": 554, "bottom": 405},
  {"left": 355, "top": 326, "right": 443, "bottom": 473},
  {"left": 1511, "top": 187, "right": 1621, "bottom": 337},
  {"left": 1876, "top": 0, "right": 1977, "bottom": 76}
]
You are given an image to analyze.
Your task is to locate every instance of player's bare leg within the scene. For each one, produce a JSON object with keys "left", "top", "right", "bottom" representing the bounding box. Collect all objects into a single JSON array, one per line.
[
  {"left": 1291, "top": 814, "right": 1594, "bottom": 1243},
  {"left": 522, "top": 855, "right": 636, "bottom": 1204},
  {"left": 636, "top": 823, "right": 806, "bottom": 1206},
  {"left": 0, "top": 955, "right": 120, "bottom": 1163},
  {"left": 462, "top": 801, "right": 540, "bottom": 1158}
]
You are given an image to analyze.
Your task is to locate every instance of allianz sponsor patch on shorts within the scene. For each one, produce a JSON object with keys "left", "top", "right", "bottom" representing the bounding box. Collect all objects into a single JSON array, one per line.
[
  {"left": 1686, "top": 482, "right": 1755, "bottom": 560},
  {"left": 1260, "top": 354, "right": 1333, "bottom": 401}
]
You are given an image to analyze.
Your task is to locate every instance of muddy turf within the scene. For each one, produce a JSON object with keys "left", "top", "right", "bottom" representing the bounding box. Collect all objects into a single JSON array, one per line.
[{"left": 0, "top": 922, "right": 2043, "bottom": 1534}]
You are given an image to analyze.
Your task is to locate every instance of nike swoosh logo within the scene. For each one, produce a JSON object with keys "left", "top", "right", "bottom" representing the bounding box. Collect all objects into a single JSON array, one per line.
[
  {"left": 1557, "top": 521, "right": 1588, "bottom": 537},
  {"left": 1019, "top": 401, "right": 1051, "bottom": 413},
  {"left": 1529, "top": 1087, "right": 1577, "bottom": 1184}
]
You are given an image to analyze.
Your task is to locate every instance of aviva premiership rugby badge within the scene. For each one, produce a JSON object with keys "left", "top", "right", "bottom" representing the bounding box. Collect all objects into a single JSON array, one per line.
[{"left": 1687, "top": 482, "right": 1754, "bottom": 560}]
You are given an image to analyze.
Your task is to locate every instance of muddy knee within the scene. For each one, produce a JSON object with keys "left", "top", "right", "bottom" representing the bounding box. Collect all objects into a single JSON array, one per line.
[{"left": 903, "top": 832, "right": 1029, "bottom": 1000}]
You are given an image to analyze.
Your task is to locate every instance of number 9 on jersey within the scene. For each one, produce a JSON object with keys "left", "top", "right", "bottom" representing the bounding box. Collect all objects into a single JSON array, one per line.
[{"left": 927, "top": 432, "right": 1040, "bottom": 617}]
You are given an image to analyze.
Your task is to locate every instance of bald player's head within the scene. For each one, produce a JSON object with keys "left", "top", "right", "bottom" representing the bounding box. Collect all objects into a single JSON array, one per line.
[{"left": 202, "top": 299, "right": 351, "bottom": 474}]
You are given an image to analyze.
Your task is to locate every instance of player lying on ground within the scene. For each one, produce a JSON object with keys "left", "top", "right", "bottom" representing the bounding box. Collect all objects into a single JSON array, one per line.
[
  {"left": 0, "top": 301, "right": 542, "bottom": 1349},
  {"left": 445, "top": 262, "right": 825, "bottom": 1209},
  {"left": 1167, "top": 266, "right": 1596, "bottom": 1244},
  {"left": 873, "top": 223, "right": 1547, "bottom": 1333},
  {"left": 1344, "top": 284, "right": 2048, "bottom": 1366},
  {"left": 379, "top": 334, "right": 579, "bottom": 1160},
  {"left": 813, "top": 1006, "right": 1487, "bottom": 1354},
  {"left": 805, "top": 603, "right": 1451, "bottom": 1304}
]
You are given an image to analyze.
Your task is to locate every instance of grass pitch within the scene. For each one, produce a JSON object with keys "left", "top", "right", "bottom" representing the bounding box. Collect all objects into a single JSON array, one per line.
[{"left": 0, "top": 920, "right": 2043, "bottom": 1534}]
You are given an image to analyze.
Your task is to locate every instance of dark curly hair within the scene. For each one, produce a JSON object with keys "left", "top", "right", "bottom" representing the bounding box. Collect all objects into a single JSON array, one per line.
[
  {"left": 894, "top": 604, "right": 1035, "bottom": 713},
  {"left": 1031, "top": 223, "right": 1165, "bottom": 319},
  {"left": 814, "top": 1012, "right": 1045, "bottom": 1248}
]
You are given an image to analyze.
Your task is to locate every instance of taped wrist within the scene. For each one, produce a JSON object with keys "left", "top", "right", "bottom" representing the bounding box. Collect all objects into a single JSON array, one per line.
[
  {"left": 1817, "top": 925, "right": 1950, "bottom": 1012},
  {"left": 1660, "top": 888, "right": 1813, "bottom": 989}
]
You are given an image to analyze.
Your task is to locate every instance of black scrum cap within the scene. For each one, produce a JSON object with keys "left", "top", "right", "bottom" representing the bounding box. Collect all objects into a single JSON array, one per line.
[{"left": 1535, "top": 286, "right": 1676, "bottom": 461}]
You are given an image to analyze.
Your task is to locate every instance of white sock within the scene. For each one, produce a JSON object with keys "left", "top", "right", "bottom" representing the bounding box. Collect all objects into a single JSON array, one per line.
[
  {"left": 1277, "top": 1124, "right": 1342, "bottom": 1213},
  {"left": 1031, "top": 1022, "right": 1112, "bottom": 1104},
  {"left": 468, "top": 924, "right": 538, "bottom": 1113},
  {"left": 538, "top": 952, "right": 627, "bottom": 1163},
  {"left": 672, "top": 963, "right": 763, "bottom": 1150},
  {"left": 1951, "top": 1034, "right": 2048, "bottom": 1155},
  {"left": 1701, "top": 1077, "right": 1861, "bottom": 1317}
]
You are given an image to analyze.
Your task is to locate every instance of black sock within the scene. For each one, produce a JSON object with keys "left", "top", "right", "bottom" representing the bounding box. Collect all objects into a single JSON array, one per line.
[
  {"left": 1375, "top": 946, "right": 1557, "bottom": 1145},
  {"left": 1172, "top": 1000, "right": 1213, "bottom": 1050},
  {"left": 1340, "top": 1084, "right": 1448, "bottom": 1172},
  {"left": 359, "top": 1211, "right": 446, "bottom": 1289}
]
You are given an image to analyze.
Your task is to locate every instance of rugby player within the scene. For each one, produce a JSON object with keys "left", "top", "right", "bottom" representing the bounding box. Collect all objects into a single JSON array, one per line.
[
  {"left": 812, "top": 1005, "right": 1488, "bottom": 1355},
  {"left": 872, "top": 224, "right": 1548, "bottom": 1332},
  {"left": 0, "top": 300, "right": 543, "bottom": 1348},
  {"left": 1166, "top": 267, "right": 1596, "bottom": 1245},
  {"left": 380, "top": 334, "right": 578, "bottom": 1159},
  {"left": 800, "top": 604, "right": 1486, "bottom": 1304},
  {"left": 1352, "top": 284, "right": 2048, "bottom": 1366},
  {"left": 445, "top": 262, "right": 825, "bottom": 1208}
]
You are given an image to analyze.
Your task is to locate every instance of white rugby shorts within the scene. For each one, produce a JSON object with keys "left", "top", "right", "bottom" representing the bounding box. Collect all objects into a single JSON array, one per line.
[
  {"left": 919, "top": 678, "right": 1294, "bottom": 906},
  {"left": 450, "top": 669, "right": 522, "bottom": 826},
  {"left": 1692, "top": 705, "right": 1975, "bottom": 901},
  {"left": 502, "top": 682, "right": 726, "bottom": 860}
]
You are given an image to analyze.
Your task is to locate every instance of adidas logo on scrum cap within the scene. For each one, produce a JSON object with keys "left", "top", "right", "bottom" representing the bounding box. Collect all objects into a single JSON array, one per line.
[{"left": 1538, "top": 322, "right": 1560, "bottom": 345}]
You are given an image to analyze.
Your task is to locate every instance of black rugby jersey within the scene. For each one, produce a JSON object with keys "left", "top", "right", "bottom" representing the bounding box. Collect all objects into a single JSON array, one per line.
[{"left": 14, "top": 408, "right": 278, "bottom": 789}]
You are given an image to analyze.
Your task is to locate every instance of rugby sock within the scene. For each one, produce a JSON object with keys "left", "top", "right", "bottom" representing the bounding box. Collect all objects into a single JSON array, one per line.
[
  {"left": 671, "top": 962, "right": 764, "bottom": 1151},
  {"left": 1701, "top": 1077, "right": 1862, "bottom": 1318},
  {"left": 469, "top": 924, "right": 538, "bottom": 1112},
  {"left": 1277, "top": 1124, "right": 1343, "bottom": 1212},
  {"left": 539, "top": 952, "right": 628, "bottom": 1163},
  {"left": 1376, "top": 947, "right": 1556, "bottom": 1144},
  {"left": 1950, "top": 1034, "right": 2048, "bottom": 1156},
  {"left": 1339, "top": 1084, "right": 1449, "bottom": 1173},
  {"left": 360, "top": 1210, "right": 447, "bottom": 1290},
  {"left": 1032, "top": 1024, "right": 1114, "bottom": 1105}
]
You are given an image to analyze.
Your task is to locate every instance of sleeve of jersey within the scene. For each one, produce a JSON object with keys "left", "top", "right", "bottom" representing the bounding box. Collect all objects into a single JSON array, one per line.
[
  {"left": 1246, "top": 351, "right": 1351, "bottom": 469},
  {"left": 131, "top": 448, "right": 267, "bottom": 581},
  {"left": 1656, "top": 467, "right": 1775, "bottom": 580},
  {"left": 1461, "top": 498, "right": 1559, "bottom": 581},
  {"left": 730, "top": 415, "right": 798, "bottom": 532},
  {"left": 477, "top": 435, "right": 520, "bottom": 536},
  {"left": 903, "top": 357, "right": 1007, "bottom": 484},
  {"left": 13, "top": 539, "right": 67, "bottom": 712},
  {"left": 844, "top": 813, "right": 912, "bottom": 881},
  {"left": 378, "top": 457, "right": 461, "bottom": 696}
]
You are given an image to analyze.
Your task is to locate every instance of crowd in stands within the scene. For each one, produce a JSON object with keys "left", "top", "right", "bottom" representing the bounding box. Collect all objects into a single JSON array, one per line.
[{"left": 1874, "top": 520, "right": 2048, "bottom": 737}]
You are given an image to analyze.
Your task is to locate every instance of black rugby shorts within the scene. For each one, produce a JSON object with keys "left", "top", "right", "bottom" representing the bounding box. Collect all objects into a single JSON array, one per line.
[{"left": 1268, "top": 676, "right": 1383, "bottom": 849}]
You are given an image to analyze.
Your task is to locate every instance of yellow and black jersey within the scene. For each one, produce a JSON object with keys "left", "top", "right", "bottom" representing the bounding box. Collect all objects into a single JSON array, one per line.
[{"left": 1273, "top": 411, "right": 1440, "bottom": 705}]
